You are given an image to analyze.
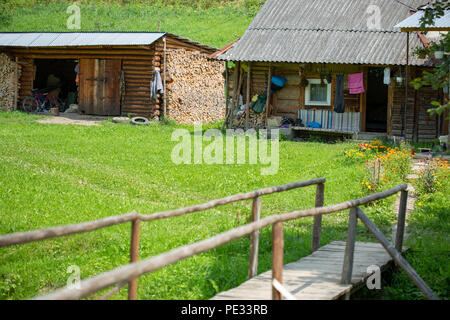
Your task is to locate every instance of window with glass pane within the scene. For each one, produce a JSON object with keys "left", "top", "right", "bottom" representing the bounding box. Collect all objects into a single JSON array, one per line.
[{"left": 310, "top": 84, "right": 328, "bottom": 103}]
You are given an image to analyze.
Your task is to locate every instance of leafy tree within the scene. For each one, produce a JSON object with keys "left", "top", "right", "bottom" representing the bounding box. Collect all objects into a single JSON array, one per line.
[{"left": 411, "top": 1, "right": 449, "bottom": 118}]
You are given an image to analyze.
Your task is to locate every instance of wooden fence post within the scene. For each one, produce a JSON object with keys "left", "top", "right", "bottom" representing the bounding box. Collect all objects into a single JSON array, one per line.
[
  {"left": 341, "top": 207, "right": 358, "bottom": 285},
  {"left": 311, "top": 183, "right": 325, "bottom": 252},
  {"left": 248, "top": 196, "right": 261, "bottom": 279},
  {"left": 272, "top": 221, "right": 284, "bottom": 300},
  {"left": 395, "top": 190, "right": 408, "bottom": 253},
  {"left": 128, "top": 218, "right": 141, "bottom": 300}
]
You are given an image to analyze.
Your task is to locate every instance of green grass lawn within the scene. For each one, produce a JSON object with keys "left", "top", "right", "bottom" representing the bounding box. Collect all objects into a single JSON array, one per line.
[
  {"left": 0, "top": 111, "right": 405, "bottom": 300},
  {"left": 0, "top": 0, "right": 259, "bottom": 48}
]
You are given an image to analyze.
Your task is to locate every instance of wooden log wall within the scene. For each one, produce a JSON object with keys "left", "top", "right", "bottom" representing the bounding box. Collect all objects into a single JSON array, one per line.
[
  {"left": 4, "top": 36, "right": 216, "bottom": 119},
  {"left": 17, "top": 57, "right": 34, "bottom": 109},
  {"left": 232, "top": 62, "right": 363, "bottom": 120},
  {"left": 389, "top": 83, "right": 440, "bottom": 142},
  {"left": 121, "top": 58, "right": 155, "bottom": 118}
]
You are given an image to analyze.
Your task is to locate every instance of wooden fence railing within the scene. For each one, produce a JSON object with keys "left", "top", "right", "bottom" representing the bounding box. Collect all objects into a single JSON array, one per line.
[
  {"left": 0, "top": 178, "right": 325, "bottom": 300},
  {"left": 0, "top": 180, "right": 439, "bottom": 300}
]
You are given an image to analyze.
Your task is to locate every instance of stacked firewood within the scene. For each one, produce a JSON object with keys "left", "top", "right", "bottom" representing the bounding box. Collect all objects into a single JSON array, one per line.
[
  {"left": 165, "top": 49, "right": 225, "bottom": 124},
  {"left": 0, "top": 53, "right": 21, "bottom": 111},
  {"left": 232, "top": 108, "right": 267, "bottom": 129}
]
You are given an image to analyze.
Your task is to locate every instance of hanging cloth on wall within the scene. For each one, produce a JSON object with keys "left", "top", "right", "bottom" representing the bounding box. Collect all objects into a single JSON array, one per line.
[
  {"left": 150, "top": 70, "right": 164, "bottom": 100},
  {"left": 348, "top": 72, "right": 365, "bottom": 94},
  {"left": 384, "top": 67, "right": 391, "bottom": 85},
  {"left": 334, "top": 74, "right": 345, "bottom": 113}
]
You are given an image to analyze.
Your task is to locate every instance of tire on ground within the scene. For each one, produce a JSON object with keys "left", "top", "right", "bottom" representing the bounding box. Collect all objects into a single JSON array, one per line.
[{"left": 131, "top": 117, "right": 150, "bottom": 125}]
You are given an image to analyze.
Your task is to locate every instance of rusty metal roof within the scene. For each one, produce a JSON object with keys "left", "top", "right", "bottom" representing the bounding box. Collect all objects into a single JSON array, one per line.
[
  {"left": 0, "top": 32, "right": 216, "bottom": 51},
  {"left": 217, "top": 0, "right": 430, "bottom": 66}
]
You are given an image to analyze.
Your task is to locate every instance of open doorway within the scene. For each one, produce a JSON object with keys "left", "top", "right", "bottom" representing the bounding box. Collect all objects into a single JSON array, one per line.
[
  {"left": 33, "top": 59, "right": 78, "bottom": 111},
  {"left": 366, "top": 67, "right": 388, "bottom": 132}
]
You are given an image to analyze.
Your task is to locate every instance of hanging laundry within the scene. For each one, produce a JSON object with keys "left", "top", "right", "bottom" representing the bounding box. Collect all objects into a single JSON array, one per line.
[
  {"left": 334, "top": 74, "right": 345, "bottom": 113},
  {"left": 384, "top": 67, "right": 391, "bottom": 85},
  {"left": 150, "top": 70, "right": 164, "bottom": 100},
  {"left": 348, "top": 72, "right": 365, "bottom": 94}
]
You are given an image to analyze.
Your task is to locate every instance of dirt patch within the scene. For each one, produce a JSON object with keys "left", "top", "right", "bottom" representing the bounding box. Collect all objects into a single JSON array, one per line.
[{"left": 36, "top": 114, "right": 109, "bottom": 126}]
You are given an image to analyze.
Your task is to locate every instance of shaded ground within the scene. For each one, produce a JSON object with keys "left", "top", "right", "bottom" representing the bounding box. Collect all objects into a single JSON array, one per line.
[{"left": 35, "top": 114, "right": 109, "bottom": 126}]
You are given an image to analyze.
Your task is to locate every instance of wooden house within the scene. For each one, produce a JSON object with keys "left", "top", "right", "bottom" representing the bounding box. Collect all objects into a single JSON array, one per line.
[
  {"left": 0, "top": 32, "right": 222, "bottom": 121},
  {"left": 214, "top": 0, "right": 448, "bottom": 142}
]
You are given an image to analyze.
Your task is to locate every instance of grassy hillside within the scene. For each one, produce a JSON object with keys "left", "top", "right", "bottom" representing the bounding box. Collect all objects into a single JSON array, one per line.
[
  {"left": 0, "top": 0, "right": 264, "bottom": 48},
  {"left": 0, "top": 112, "right": 401, "bottom": 300}
]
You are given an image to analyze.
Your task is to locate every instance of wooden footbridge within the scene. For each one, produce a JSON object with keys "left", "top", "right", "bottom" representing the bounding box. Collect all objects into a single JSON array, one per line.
[{"left": 0, "top": 178, "right": 439, "bottom": 300}]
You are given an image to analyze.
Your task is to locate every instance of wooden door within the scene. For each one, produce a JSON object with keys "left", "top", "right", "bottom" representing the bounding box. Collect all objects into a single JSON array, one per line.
[{"left": 79, "top": 59, "right": 121, "bottom": 115}]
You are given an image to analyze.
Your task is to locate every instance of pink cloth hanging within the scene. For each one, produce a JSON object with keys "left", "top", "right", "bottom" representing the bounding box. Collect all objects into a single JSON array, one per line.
[{"left": 348, "top": 72, "right": 365, "bottom": 94}]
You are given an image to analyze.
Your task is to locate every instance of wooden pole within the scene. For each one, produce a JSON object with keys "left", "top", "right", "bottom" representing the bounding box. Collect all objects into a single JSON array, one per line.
[
  {"left": 230, "top": 61, "right": 240, "bottom": 129},
  {"left": 13, "top": 57, "right": 19, "bottom": 111},
  {"left": 224, "top": 61, "right": 230, "bottom": 129},
  {"left": 341, "top": 207, "right": 358, "bottom": 285},
  {"left": 311, "top": 183, "right": 325, "bottom": 252},
  {"left": 163, "top": 37, "right": 167, "bottom": 118},
  {"left": 395, "top": 190, "right": 408, "bottom": 253},
  {"left": 128, "top": 219, "right": 141, "bottom": 300},
  {"left": 248, "top": 196, "right": 261, "bottom": 279},
  {"left": 356, "top": 208, "right": 439, "bottom": 300},
  {"left": 245, "top": 62, "right": 252, "bottom": 131},
  {"left": 265, "top": 66, "right": 272, "bottom": 121},
  {"left": 402, "top": 32, "right": 410, "bottom": 138},
  {"left": 272, "top": 221, "right": 283, "bottom": 300}
]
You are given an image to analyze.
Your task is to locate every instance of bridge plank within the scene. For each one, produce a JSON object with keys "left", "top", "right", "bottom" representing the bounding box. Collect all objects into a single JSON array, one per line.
[{"left": 211, "top": 241, "right": 402, "bottom": 300}]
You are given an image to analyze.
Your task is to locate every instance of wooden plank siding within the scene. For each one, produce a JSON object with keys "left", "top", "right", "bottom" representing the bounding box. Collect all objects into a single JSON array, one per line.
[
  {"left": 226, "top": 62, "right": 445, "bottom": 142},
  {"left": 2, "top": 34, "right": 216, "bottom": 118},
  {"left": 389, "top": 83, "right": 441, "bottom": 142}
]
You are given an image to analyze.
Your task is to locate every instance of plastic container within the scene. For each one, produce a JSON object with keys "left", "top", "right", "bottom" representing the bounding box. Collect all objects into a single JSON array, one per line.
[{"left": 271, "top": 76, "right": 287, "bottom": 88}]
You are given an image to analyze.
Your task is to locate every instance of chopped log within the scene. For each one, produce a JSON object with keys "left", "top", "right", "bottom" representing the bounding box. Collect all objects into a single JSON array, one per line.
[
  {"left": 165, "top": 49, "right": 225, "bottom": 124},
  {"left": 0, "top": 53, "right": 22, "bottom": 111}
]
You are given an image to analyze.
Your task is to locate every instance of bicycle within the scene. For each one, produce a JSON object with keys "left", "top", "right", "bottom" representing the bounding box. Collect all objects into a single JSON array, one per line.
[{"left": 22, "top": 88, "right": 64, "bottom": 113}]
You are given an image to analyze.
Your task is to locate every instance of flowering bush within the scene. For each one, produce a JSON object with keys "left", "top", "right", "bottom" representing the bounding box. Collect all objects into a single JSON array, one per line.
[
  {"left": 345, "top": 140, "right": 413, "bottom": 195},
  {"left": 413, "top": 158, "right": 449, "bottom": 196}
]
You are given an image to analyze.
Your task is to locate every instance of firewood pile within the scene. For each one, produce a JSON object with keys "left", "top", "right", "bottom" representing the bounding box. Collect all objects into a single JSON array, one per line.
[
  {"left": 232, "top": 108, "right": 267, "bottom": 129},
  {"left": 0, "top": 53, "right": 21, "bottom": 111},
  {"left": 165, "top": 49, "right": 225, "bottom": 124}
]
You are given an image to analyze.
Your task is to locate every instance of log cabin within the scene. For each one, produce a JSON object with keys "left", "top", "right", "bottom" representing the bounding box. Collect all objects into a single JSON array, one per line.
[
  {"left": 213, "top": 0, "right": 449, "bottom": 142},
  {"left": 0, "top": 32, "right": 221, "bottom": 121}
]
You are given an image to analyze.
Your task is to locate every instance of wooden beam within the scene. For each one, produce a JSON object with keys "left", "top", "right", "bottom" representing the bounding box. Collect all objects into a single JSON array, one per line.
[
  {"left": 245, "top": 62, "right": 252, "bottom": 130},
  {"left": 265, "top": 66, "right": 272, "bottom": 120},
  {"left": 395, "top": 190, "right": 408, "bottom": 253},
  {"left": 356, "top": 208, "right": 439, "bottom": 300},
  {"left": 311, "top": 183, "right": 325, "bottom": 252},
  {"left": 272, "top": 221, "right": 283, "bottom": 300},
  {"left": 360, "top": 67, "right": 368, "bottom": 132},
  {"left": 128, "top": 219, "right": 141, "bottom": 300},
  {"left": 0, "top": 179, "right": 326, "bottom": 247},
  {"left": 341, "top": 207, "right": 358, "bottom": 285},
  {"left": 248, "top": 196, "right": 261, "bottom": 279}
]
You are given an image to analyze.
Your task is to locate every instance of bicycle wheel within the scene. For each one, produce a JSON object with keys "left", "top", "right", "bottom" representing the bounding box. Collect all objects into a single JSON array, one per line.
[{"left": 22, "top": 96, "right": 37, "bottom": 112}]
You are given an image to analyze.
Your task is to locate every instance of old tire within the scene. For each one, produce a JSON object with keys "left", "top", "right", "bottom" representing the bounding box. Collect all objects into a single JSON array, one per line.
[
  {"left": 112, "top": 117, "right": 131, "bottom": 124},
  {"left": 131, "top": 117, "right": 150, "bottom": 125}
]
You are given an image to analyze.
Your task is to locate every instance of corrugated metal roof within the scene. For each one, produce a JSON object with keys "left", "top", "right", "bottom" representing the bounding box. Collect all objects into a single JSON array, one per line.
[
  {"left": 0, "top": 32, "right": 165, "bottom": 47},
  {"left": 395, "top": 10, "right": 450, "bottom": 30},
  {"left": 217, "top": 0, "right": 429, "bottom": 66}
]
